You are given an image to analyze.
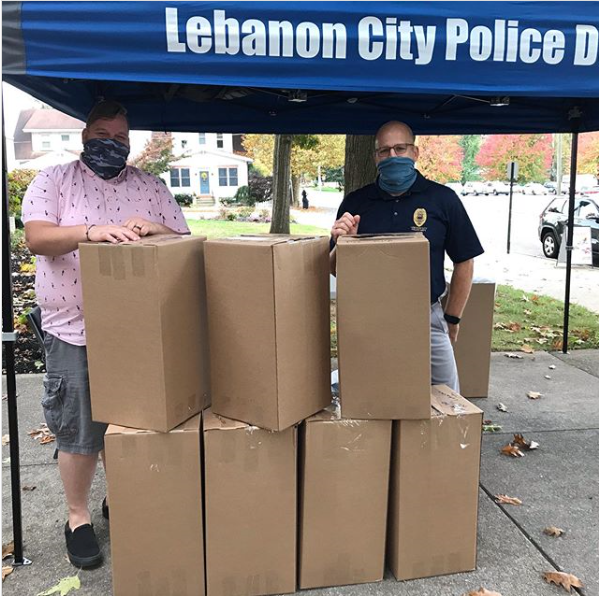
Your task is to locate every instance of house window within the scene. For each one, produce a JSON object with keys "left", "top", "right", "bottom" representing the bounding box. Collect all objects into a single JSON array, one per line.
[
  {"left": 41, "top": 135, "right": 51, "bottom": 150},
  {"left": 198, "top": 133, "right": 206, "bottom": 145},
  {"left": 216, "top": 133, "right": 224, "bottom": 149},
  {"left": 181, "top": 139, "right": 188, "bottom": 149},
  {"left": 61, "top": 134, "right": 70, "bottom": 142},
  {"left": 218, "top": 167, "right": 238, "bottom": 186},
  {"left": 170, "top": 168, "right": 191, "bottom": 188}
]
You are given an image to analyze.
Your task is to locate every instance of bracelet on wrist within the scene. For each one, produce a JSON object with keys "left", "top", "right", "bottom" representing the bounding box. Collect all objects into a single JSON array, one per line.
[
  {"left": 85, "top": 224, "right": 96, "bottom": 241},
  {"left": 444, "top": 312, "right": 461, "bottom": 325}
]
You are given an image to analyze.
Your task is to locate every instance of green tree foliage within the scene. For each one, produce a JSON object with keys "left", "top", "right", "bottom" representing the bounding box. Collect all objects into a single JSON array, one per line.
[
  {"left": 7, "top": 168, "right": 38, "bottom": 217},
  {"left": 476, "top": 134, "right": 552, "bottom": 183},
  {"left": 323, "top": 166, "right": 344, "bottom": 188},
  {"left": 131, "top": 133, "right": 179, "bottom": 177},
  {"left": 459, "top": 135, "right": 482, "bottom": 183},
  {"left": 416, "top": 135, "right": 463, "bottom": 183}
]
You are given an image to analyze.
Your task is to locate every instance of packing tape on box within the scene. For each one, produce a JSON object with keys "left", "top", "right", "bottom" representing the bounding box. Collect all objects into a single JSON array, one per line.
[
  {"left": 98, "top": 248, "right": 126, "bottom": 280},
  {"left": 131, "top": 248, "right": 146, "bottom": 278}
]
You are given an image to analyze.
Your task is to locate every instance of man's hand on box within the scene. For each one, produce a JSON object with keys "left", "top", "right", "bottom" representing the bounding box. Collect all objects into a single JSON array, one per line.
[
  {"left": 88, "top": 224, "right": 140, "bottom": 244},
  {"left": 331, "top": 212, "right": 361, "bottom": 241},
  {"left": 123, "top": 218, "right": 161, "bottom": 237}
]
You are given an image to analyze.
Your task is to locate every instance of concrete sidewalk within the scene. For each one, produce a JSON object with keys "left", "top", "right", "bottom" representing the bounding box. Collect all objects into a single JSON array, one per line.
[{"left": 3, "top": 351, "right": 598, "bottom": 596}]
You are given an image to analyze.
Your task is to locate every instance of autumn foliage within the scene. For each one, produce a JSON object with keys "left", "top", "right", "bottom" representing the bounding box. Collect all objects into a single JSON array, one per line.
[
  {"left": 415, "top": 135, "right": 463, "bottom": 183},
  {"left": 476, "top": 134, "right": 552, "bottom": 183}
]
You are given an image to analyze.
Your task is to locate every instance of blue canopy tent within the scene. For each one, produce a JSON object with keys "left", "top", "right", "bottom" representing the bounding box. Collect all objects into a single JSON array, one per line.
[{"left": 2, "top": 0, "right": 599, "bottom": 566}]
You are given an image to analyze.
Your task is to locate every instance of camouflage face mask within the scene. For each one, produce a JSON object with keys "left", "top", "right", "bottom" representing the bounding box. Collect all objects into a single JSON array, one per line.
[{"left": 81, "top": 138, "right": 130, "bottom": 180}]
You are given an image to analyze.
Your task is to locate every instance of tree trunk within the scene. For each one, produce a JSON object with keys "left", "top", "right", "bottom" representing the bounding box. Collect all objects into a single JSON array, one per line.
[
  {"left": 344, "top": 135, "right": 377, "bottom": 194},
  {"left": 270, "top": 134, "right": 293, "bottom": 234},
  {"left": 291, "top": 174, "right": 301, "bottom": 208}
]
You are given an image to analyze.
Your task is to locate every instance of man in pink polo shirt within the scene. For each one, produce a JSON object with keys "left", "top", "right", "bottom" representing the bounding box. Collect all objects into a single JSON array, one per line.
[{"left": 22, "top": 100, "right": 189, "bottom": 567}]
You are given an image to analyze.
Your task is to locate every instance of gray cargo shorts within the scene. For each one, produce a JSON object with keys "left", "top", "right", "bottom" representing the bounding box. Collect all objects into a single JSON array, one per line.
[{"left": 42, "top": 333, "right": 107, "bottom": 455}]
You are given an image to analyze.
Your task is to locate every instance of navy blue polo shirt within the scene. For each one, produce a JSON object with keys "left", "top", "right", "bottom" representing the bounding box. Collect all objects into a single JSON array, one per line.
[{"left": 331, "top": 171, "right": 484, "bottom": 303}]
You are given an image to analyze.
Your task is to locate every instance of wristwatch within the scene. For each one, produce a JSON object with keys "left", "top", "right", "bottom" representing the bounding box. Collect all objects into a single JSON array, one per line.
[{"left": 444, "top": 313, "right": 461, "bottom": 325}]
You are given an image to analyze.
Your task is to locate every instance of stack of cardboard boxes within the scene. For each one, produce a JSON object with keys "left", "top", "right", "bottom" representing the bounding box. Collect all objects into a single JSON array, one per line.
[{"left": 80, "top": 231, "right": 487, "bottom": 596}]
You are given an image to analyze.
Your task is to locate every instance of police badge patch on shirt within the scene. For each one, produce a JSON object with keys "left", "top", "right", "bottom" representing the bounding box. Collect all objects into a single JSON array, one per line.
[{"left": 411, "top": 207, "right": 428, "bottom": 231}]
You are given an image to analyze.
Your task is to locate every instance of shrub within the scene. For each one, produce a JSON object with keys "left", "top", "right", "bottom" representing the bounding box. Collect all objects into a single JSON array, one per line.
[
  {"left": 174, "top": 193, "right": 194, "bottom": 207},
  {"left": 8, "top": 169, "right": 38, "bottom": 217},
  {"left": 233, "top": 172, "right": 273, "bottom": 206},
  {"left": 237, "top": 206, "right": 254, "bottom": 220}
]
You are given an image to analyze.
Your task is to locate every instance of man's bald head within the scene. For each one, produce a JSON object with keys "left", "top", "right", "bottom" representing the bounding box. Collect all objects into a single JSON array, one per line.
[{"left": 374, "top": 121, "right": 418, "bottom": 164}]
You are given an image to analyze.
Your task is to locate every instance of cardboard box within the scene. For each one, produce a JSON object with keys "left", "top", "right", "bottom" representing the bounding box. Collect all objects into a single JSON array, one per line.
[
  {"left": 299, "top": 405, "right": 392, "bottom": 589},
  {"left": 203, "top": 408, "right": 297, "bottom": 596},
  {"left": 445, "top": 282, "right": 496, "bottom": 398},
  {"left": 336, "top": 234, "right": 431, "bottom": 419},
  {"left": 387, "top": 385, "right": 483, "bottom": 581},
  {"left": 105, "top": 415, "right": 204, "bottom": 596},
  {"left": 204, "top": 235, "right": 330, "bottom": 431},
  {"left": 80, "top": 235, "right": 211, "bottom": 432}
]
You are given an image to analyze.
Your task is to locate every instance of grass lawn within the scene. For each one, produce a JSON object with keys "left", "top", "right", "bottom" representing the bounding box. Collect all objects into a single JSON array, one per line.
[
  {"left": 187, "top": 219, "right": 328, "bottom": 238},
  {"left": 330, "top": 285, "right": 599, "bottom": 358},
  {"left": 492, "top": 285, "right": 599, "bottom": 351}
]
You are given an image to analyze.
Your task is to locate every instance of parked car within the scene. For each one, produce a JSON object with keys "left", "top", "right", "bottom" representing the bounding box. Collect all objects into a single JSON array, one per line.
[
  {"left": 462, "top": 181, "right": 486, "bottom": 196},
  {"left": 581, "top": 185, "right": 599, "bottom": 196},
  {"left": 489, "top": 181, "right": 511, "bottom": 195},
  {"left": 538, "top": 196, "right": 599, "bottom": 264},
  {"left": 523, "top": 182, "right": 547, "bottom": 195}
]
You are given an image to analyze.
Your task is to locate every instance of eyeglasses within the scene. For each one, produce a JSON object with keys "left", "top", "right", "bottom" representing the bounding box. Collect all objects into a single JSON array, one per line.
[{"left": 375, "top": 143, "right": 415, "bottom": 158}]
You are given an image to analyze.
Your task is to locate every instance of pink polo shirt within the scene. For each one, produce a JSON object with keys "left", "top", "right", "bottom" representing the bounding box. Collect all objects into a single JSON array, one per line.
[{"left": 22, "top": 159, "right": 190, "bottom": 346}]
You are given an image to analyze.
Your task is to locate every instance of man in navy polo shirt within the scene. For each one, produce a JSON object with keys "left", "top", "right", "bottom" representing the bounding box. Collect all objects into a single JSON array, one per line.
[{"left": 330, "top": 121, "right": 484, "bottom": 392}]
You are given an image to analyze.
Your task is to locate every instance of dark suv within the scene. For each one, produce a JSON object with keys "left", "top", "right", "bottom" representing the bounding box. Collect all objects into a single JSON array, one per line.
[{"left": 538, "top": 197, "right": 599, "bottom": 264}]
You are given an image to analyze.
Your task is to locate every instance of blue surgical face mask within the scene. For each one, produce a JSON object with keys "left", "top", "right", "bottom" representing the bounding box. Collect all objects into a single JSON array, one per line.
[
  {"left": 377, "top": 157, "right": 417, "bottom": 194},
  {"left": 81, "top": 138, "right": 130, "bottom": 180}
]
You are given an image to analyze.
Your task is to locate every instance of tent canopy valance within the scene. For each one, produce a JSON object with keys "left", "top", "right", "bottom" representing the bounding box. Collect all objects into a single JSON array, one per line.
[{"left": 3, "top": 1, "right": 599, "bottom": 134}]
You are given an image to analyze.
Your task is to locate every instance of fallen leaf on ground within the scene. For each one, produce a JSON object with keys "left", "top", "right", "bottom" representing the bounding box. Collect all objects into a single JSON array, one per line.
[
  {"left": 2, "top": 458, "right": 10, "bottom": 465},
  {"left": 505, "top": 353, "right": 524, "bottom": 359},
  {"left": 501, "top": 444, "right": 525, "bottom": 457},
  {"left": 543, "top": 571, "right": 582, "bottom": 592},
  {"left": 497, "top": 403, "right": 508, "bottom": 412},
  {"left": 507, "top": 321, "right": 522, "bottom": 332},
  {"left": 531, "top": 295, "right": 540, "bottom": 302},
  {"left": 544, "top": 526, "right": 565, "bottom": 537},
  {"left": 22, "top": 485, "right": 36, "bottom": 492},
  {"left": 1, "top": 435, "right": 9, "bottom": 446},
  {"left": 524, "top": 309, "right": 532, "bottom": 315},
  {"left": 36, "top": 575, "right": 81, "bottom": 596},
  {"left": 495, "top": 494, "right": 523, "bottom": 505},
  {"left": 464, "top": 589, "right": 503, "bottom": 596},
  {"left": 494, "top": 322, "right": 507, "bottom": 330},
  {"left": 2, "top": 542, "right": 14, "bottom": 560},
  {"left": 521, "top": 344, "right": 534, "bottom": 354},
  {"left": 549, "top": 364, "right": 556, "bottom": 370},
  {"left": 28, "top": 424, "right": 56, "bottom": 445},
  {"left": 2, "top": 566, "right": 13, "bottom": 581},
  {"left": 527, "top": 391, "right": 542, "bottom": 399},
  {"left": 512, "top": 433, "right": 540, "bottom": 450},
  {"left": 521, "top": 294, "right": 530, "bottom": 302},
  {"left": 483, "top": 423, "right": 502, "bottom": 432},
  {"left": 545, "top": 375, "right": 552, "bottom": 379}
]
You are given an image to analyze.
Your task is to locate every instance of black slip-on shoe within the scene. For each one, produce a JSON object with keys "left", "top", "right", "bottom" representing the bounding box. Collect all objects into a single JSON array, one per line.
[
  {"left": 64, "top": 522, "right": 103, "bottom": 568},
  {"left": 102, "top": 497, "right": 109, "bottom": 520}
]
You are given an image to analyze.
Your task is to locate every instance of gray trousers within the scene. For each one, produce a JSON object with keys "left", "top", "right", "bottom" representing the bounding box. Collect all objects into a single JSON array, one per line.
[{"left": 430, "top": 301, "right": 460, "bottom": 392}]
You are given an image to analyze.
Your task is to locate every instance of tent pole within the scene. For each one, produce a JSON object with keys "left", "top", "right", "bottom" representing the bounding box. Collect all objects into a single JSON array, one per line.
[
  {"left": 562, "top": 112, "right": 580, "bottom": 354},
  {"left": 2, "top": 90, "right": 29, "bottom": 566}
]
